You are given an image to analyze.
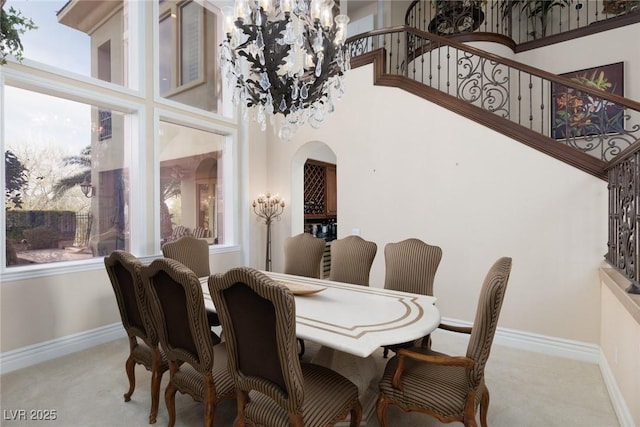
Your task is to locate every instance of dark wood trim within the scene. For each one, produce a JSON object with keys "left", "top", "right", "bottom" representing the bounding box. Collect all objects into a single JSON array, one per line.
[
  {"left": 515, "top": 13, "right": 640, "bottom": 53},
  {"left": 349, "top": 48, "right": 386, "bottom": 81},
  {"left": 401, "top": 26, "right": 640, "bottom": 110},
  {"left": 606, "top": 140, "right": 640, "bottom": 169},
  {"left": 447, "top": 32, "right": 517, "bottom": 52},
  {"left": 305, "top": 159, "right": 335, "bottom": 168},
  {"left": 350, "top": 50, "right": 608, "bottom": 180}
]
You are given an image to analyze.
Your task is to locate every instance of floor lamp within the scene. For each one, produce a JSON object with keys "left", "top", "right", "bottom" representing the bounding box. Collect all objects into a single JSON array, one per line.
[{"left": 252, "top": 193, "right": 285, "bottom": 271}]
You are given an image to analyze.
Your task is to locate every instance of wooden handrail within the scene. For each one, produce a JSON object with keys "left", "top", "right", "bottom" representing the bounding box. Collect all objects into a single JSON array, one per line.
[{"left": 345, "top": 26, "right": 640, "bottom": 180}]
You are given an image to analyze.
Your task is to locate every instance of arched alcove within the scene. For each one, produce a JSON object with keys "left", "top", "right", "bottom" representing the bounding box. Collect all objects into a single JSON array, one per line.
[{"left": 290, "top": 142, "right": 337, "bottom": 236}]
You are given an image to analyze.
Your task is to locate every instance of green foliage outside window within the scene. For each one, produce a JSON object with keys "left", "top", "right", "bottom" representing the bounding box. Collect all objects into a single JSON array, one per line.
[{"left": 0, "top": 6, "right": 37, "bottom": 65}]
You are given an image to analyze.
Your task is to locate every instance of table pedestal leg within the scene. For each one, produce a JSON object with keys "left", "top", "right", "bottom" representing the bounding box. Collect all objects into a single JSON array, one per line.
[{"left": 311, "top": 346, "right": 381, "bottom": 425}]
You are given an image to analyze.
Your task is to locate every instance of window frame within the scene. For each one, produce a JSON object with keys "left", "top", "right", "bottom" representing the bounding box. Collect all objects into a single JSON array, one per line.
[
  {"left": 1, "top": 0, "right": 240, "bottom": 282},
  {"left": 158, "top": 0, "right": 206, "bottom": 98},
  {"left": 0, "top": 68, "right": 144, "bottom": 281},
  {"left": 154, "top": 110, "right": 237, "bottom": 255}
]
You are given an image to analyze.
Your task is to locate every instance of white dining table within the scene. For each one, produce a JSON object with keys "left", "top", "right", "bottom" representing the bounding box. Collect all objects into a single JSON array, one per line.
[{"left": 200, "top": 270, "right": 441, "bottom": 423}]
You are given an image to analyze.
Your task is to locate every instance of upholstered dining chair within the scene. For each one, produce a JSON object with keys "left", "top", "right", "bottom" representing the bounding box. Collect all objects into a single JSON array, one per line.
[
  {"left": 376, "top": 257, "right": 512, "bottom": 427},
  {"left": 161, "top": 235, "right": 221, "bottom": 342},
  {"left": 104, "top": 250, "right": 169, "bottom": 424},
  {"left": 140, "top": 258, "right": 235, "bottom": 427},
  {"left": 208, "top": 267, "right": 363, "bottom": 427},
  {"left": 161, "top": 235, "right": 210, "bottom": 277},
  {"left": 283, "top": 232, "right": 327, "bottom": 357},
  {"left": 283, "top": 232, "right": 327, "bottom": 279},
  {"left": 329, "top": 235, "right": 377, "bottom": 286},
  {"left": 382, "top": 238, "right": 443, "bottom": 358}
]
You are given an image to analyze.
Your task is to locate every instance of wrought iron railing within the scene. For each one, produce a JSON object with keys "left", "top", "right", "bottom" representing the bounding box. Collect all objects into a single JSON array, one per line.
[
  {"left": 345, "top": 26, "right": 640, "bottom": 173},
  {"left": 606, "top": 142, "right": 640, "bottom": 294},
  {"left": 405, "top": 0, "right": 640, "bottom": 46},
  {"left": 73, "top": 212, "right": 92, "bottom": 248},
  {"left": 345, "top": 26, "right": 640, "bottom": 291}
]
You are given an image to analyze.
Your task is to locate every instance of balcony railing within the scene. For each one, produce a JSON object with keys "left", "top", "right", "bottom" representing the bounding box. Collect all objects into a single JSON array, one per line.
[
  {"left": 345, "top": 26, "right": 640, "bottom": 178},
  {"left": 405, "top": 0, "right": 640, "bottom": 48},
  {"left": 345, "top": 26, "right": 640, "bottom": 291},
  {"left": 606, "top": 142, "right": 640, "bottom": 294}
]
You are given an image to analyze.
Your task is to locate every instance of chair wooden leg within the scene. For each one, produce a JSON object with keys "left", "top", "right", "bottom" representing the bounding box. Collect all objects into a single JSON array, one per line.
[
  {"left": 349, "top": 400, "right": 363, "bottom": 427},
  {"left": 124, "top": 354, "right": 136, "bottom": 402},
  {"left": 462, "top": 392, "right": 478, "bottom": 427},
  {"left": 165, "top": 380, "right": 178, "bottom": 427},
  {"left": 148, "top": 351, "right": 163, "bottom": 424},
  {"left": 375, "top": 394, "right": 389, "bottom": 427},
  {"left": 480, "top": 388, "right": 490, "bottom": 427},
  {"left": 233, "top": 391, "right": 249, "bottom": 427},
  {"left": 203, "top": 375, "right": 216, "bottom": 427}
]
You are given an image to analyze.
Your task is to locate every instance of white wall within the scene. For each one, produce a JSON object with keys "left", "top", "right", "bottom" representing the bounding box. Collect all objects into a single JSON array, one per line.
[
  {"left": 0, "top": 250, "right": 244, "bottom": 353},
  {"left": 262, "top": 64, "right": 609, "bottom": 344},
  {"left": 516, "top": 23, "right": 640, "bottom": 102},
  {"left": 600, "top": 268, "right": 640, "bottom": 426}
]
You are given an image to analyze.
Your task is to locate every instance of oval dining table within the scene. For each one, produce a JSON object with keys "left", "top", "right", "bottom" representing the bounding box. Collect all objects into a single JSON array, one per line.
[{"left": 201, "top": 270, "right": 441, "bottom": 424}]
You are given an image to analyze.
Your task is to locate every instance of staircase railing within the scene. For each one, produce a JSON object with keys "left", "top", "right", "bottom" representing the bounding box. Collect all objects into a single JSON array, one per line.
[
  {"left": 405, "top": 0, "right": 640, "bottom": 49},
  {"left": 345, "top": 26, "right": 640, "bottom": 292},
  {"left": 605, "top": 142, "right": 640, "bottom": 294},
  {"left": 345, "top": 26, "right": 640, "bottom": 180}
]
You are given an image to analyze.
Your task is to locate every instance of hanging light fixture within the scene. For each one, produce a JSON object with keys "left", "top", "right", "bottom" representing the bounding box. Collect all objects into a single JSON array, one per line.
[{"left": 220, "top": 0, "right": 350, "bottom": 141}]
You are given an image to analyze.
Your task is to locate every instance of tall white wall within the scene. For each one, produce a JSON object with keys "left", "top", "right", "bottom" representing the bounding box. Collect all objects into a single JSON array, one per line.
[{"left": 261, "top": 64, "right": 608, "bottom": 344}]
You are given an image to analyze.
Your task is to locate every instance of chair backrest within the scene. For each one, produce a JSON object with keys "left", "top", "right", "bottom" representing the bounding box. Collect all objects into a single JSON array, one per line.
[
  {"left": 383, "top": 238, "right": 442, "bottom": 295},
  {"left": 104, "top": 250, "right": 157, "bottom": 346},
  {"left": 192, "top": 226, "right": 209, "bottom": 238},
  {"left": 329, "top": 235, "right": 377, "bottom": 285},
  {"left": 465, "top": 257, "right": 512, "bottom": 387},
  {"left": 283, "top": 233, "right": 327, "bottom": 279},
  {"left": 162, "top": 235, "right": 210, "bottom": 277},
  {"left": 208, "top": 267, "right": 304, "bottom": 413},
  {"left": 141, "top": 258, "right": 215, "bottom": 373}
]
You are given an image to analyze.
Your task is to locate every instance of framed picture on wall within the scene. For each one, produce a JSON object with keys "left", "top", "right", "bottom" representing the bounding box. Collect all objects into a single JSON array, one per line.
[{"left": 551, "top": 62, "right": 624, "bottom": 139}]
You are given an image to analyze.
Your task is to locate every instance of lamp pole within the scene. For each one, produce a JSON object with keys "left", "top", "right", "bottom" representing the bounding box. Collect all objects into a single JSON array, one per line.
[{"left": 252, "top": 193, "right": 285, "bottom": 271}]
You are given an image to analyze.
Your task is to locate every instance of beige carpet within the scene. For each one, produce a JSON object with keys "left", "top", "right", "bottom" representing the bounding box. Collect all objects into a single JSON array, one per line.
[{"left": 0, "top": 329, "right": 618, "bottom": 427}]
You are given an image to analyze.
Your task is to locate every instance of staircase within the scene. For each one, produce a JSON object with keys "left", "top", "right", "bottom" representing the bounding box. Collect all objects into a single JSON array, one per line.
[
  {"left": 345, "top": 25, "right": 640, "bottom": 180},
  {"left": 344, "top": 20, "right": 640, "bottom": 291}
]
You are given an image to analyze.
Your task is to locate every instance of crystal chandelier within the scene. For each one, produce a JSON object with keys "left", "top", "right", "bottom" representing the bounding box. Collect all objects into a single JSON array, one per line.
[{"left": 220, "top": 0, "right": 350, "bottom": 141}]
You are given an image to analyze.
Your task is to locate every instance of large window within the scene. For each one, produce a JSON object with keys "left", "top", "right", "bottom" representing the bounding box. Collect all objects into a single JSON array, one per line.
[
  {"left": 4, "top": 87, "right": 132, "bottom": 267},
  {"left": 157, "top": 0, "right": 221, "bottom": 112},
  {"left": 1, "top": 0, "right": 237, "bottom": 275},
  {"left": 6, "top": 0, "right": 132, "bottom": 89},
  {"left": 159, "top": 121, "right": 227, "bottom": 246}
]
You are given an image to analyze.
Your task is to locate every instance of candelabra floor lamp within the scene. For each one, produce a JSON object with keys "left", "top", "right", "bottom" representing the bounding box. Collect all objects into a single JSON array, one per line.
[{"left": 252, "top": 193, "right": 285, "bottom": 271}]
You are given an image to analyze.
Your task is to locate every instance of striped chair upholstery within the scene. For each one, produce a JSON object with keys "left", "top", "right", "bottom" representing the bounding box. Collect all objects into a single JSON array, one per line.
[
  {"left": 382, "top": 238, "right": 443, "bottom": 357},
  {"left": 164, "top": 225, "right": 191, "bottom": 243},
  {"left": 104, "top": 251, "right": 169, "bottom": 424},
  {"left": 329, "top": 235, "right": 377, "bottom": 286},
  {"left": 283, "top": 233, "right": 328, "bottom": 357},
  {"left": 376, "top": 257, "right": 512, "bottom": 427},
  {"left": 208, "top": 267, "right": 363, "bottom": 427},
  {"left": 283, "top": 233, "right": 327, "bottom": 279},
  {"left": 141, "top": 258, "right": 235, "bottom": 427},
  {"left": 162, "top": 235, "right": 221, "bottom": 336},
  {"left": 192, "top": 226, "right": 209, "bottom": 238},
  {"left": 161, "top": 235, "right": 210, "bottom": 278}
]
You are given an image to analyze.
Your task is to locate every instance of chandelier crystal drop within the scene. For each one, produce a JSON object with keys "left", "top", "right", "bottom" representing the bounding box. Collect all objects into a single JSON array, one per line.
[{"left": 220, "top": 0, "right": 350, "bottom": 141}]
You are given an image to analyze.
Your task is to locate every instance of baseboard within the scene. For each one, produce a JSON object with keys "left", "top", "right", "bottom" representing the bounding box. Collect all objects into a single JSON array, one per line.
[
  {"left": 0, "top": 323, "right": 125, "bottom": 374},
  {"left": 441, "top": 317, "right": 601, "bottom": 363},
  {"left": 599, "top": 349, "right": 636, "bottom": 427},
  {"left": 0, "top": 320, "right": 633, "bottom": 427},
  {"left": 442, "top": 317, "right": 632, "bottom": 427}
]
